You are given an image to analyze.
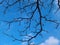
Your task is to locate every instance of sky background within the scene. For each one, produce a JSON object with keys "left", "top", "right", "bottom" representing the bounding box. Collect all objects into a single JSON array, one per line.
[{"left": 0, "top": 0, "right": 60, "bottom": 45}]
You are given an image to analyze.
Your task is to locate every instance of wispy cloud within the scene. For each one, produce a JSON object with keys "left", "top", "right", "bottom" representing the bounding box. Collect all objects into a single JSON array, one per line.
[
  {"left": 39, "top": 36, "right": 60, "bottom": 45},
  {"left": 22, "top": 42, "right": 27, "bottom": 45}
]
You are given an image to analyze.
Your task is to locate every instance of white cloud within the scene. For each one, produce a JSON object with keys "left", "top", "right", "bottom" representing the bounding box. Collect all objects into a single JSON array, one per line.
[
  {"left": 22, "top": 42, "right": 35, "bottom": 45},
  {"left": 55, "top": 0, "right": 58, "bottom": 4},
  {"left": 24, "top": 33, "right": 33, "bottom": 39},
  {"left": 52, "top": 0, "right": 59, "bottom": 13},
  {"left": 39, "top": 36, "right": 60, "bottom": 45},
  {"left": 30, "top": 42, "right": 35, "bottom": 45},
  {"left": 22, "top": 42, "right": 27, "bottom": 45}
]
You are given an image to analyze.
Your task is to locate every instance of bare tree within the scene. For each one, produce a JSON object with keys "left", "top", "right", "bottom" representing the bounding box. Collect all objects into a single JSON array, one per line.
[{"left": 0, "top": 0, "right": 60, "bottom": 45}]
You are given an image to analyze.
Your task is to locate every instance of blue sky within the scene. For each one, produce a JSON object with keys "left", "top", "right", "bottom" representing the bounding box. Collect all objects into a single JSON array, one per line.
[{"left": 0, "top": 0, "right": 60, "bottom": 45}]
